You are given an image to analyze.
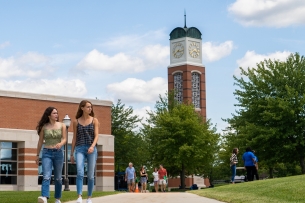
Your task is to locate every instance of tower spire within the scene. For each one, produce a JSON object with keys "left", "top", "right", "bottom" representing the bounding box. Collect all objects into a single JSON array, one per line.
[{"left": 184, "top": 9, "right": 187, "bottom": 28}]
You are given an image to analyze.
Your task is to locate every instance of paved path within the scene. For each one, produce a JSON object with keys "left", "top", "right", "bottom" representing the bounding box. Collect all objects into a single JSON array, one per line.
[{"left": 65, "top": 192, "right": 225, "bottom": 203}]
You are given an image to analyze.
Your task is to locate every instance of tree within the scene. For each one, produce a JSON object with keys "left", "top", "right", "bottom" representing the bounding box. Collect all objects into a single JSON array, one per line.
[
  {"left": 143, "top": 93, "right": 219, "bottom": 188},
  {"left": 225, "top": 53, "right": 305, "bottom": 174},
  {"left": 112, "top": 99, "right": 149, "bottom": 171}
]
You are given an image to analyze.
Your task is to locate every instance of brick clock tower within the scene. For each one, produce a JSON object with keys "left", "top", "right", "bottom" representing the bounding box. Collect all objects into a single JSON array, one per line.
[{"left": 168, "top": 20, "right": 206, "bottom": 120}]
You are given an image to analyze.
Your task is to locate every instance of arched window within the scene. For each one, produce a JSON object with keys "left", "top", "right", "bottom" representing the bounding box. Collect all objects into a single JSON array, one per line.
[
  {"left": 173, "top": 72, "right": 183, "bottom": 103},
  {"left": 192, "top": 72, "right": 200, "bottom": 108}
]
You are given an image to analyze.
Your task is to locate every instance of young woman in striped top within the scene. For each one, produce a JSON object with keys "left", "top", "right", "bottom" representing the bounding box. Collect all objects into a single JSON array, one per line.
[
  {"left": 71, "top": 100, "right": 99, "bottom": 203},
  {"left": 230, "top": 148, "right": 239, "bottom": 184}
]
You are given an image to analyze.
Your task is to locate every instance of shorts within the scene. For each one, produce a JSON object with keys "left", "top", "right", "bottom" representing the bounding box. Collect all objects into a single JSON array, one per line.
[
  {"left": 141, "top": 177, "right": 147, "bottom": 184},
  {"left": 127, "top": 179, "right": 135, "bottom": 184},
  {"left": 159, "top": 179, "right": 167, "bottom": 185}
]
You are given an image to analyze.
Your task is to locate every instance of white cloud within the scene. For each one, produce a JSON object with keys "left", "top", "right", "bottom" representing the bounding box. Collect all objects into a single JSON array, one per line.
[
  {"left": 0, "top": 41, "right": 10, "bottom": 49},
  {"left": 102, "top": 30, "right": 167, "bottom": 52},
  {"left": 76, "top": 49, "right": 145, "bottom": 72},
  {"left": 0, "top": 52, "right": 54, "bottom": 78},
  {"left": 107, "top": 77, "right": 167, "bottom": 103},
  {"left": 133, "top": 106, "right": 152, "bottom": 123},
  {"left": 228, "top": 0, "right": 305, "bottom": 27},
  {"left": 76, "top": 45, "right": 169, "bottom": 73},
  {"left": 0, "top": 78, "right": 87, "bottom": 97},
  {"left": 202, "top": 41, "right": 234, "bottom": 62},
  {"left": 234, "top": 50, "right": 291, "bottom": 75}
]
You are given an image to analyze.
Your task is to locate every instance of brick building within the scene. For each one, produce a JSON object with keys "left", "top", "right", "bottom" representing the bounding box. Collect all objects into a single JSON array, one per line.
[{"left": 0, "top": 90, "right": 114, "bottom": 191}]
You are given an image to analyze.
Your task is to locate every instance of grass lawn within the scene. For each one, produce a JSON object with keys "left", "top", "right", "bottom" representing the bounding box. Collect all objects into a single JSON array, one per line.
[
  {"left": 0, "top": 191, "right": 119, "bottom": 203},
  {"left": 190, "top": 175, "right": 305, "bottom": 203}
]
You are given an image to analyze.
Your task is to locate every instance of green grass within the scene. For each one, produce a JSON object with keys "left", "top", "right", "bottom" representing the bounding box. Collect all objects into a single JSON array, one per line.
[
  {"left": 0, "top": 191, "right": 119, "bottom": 203},
  {"left": 190, "top": 175, "right": 305, "bottom": 203}
]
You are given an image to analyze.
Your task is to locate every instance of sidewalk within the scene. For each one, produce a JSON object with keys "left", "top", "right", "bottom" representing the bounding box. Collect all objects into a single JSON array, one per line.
[{"left": 65, "top": 192, "right": 226, "bottom": 203}]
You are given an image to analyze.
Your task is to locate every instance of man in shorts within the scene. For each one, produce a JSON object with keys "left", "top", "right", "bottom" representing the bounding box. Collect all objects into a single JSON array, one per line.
[
  {"left": 125, "top": 162, "right": 136, "bottom": 192},
  {"left": 158, "top": 164, "right": 167, "bottom": 192}
]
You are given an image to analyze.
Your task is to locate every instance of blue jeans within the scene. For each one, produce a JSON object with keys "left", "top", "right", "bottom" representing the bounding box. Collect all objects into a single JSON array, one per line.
[
  {"left": 41, "top": 148, "right": 63, "bottom": 199},
  {"left": 75, "top": 145, "right": 97, "bottom": 197},
  {"left": 231, "top": 164, "right": 236, "bottom": 182}
]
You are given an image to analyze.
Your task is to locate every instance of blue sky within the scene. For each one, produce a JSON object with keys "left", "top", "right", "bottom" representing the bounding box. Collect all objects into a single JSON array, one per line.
[{"left": 1, "top": 0, "right": 305, "bottom": 132}]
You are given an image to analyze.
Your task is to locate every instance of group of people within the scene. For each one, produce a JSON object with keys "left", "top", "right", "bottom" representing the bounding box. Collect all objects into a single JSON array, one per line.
[
  {"left": 230, "top": 147, "right": 259, "bottom": 184},
  {"left": 125, "top": 163, "right": 167, "bottom": 193},
  {"left": 36, "top": 100, "right": 99, "bottom": 203}
]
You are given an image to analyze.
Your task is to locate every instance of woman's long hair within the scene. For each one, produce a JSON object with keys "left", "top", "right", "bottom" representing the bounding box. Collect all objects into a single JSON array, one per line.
[
  {"left": 75, "top": 100, "right": 94, "bottom": 119},
  {"left": 232, "top": 148, "right": 238, "bottom": 154},
  {"left": 36, "top": 107, "right": 57, "bottom": 135}
]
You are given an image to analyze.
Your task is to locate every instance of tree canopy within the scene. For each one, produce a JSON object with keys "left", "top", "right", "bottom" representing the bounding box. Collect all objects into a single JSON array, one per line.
[
  {"left": 225, "top": 53, "right": 305, "bottom": 175},
  {"left": 142, "top": 93, "right": 219, "bottom": 188}
]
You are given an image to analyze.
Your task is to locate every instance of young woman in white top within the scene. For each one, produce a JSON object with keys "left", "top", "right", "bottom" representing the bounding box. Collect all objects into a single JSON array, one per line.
[{"left": 152, "top": 167, "right": 159, "bottom": 192}]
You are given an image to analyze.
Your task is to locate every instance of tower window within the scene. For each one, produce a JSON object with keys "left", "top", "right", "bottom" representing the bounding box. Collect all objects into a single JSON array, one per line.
[
  {"left": 192, "top": 72, "right": 200, "bottom": 108},
  {"left": 173, "top": 72, "right": 183, "bottom": 103}
]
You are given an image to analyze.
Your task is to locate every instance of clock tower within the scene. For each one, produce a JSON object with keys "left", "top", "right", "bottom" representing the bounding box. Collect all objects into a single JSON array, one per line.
[{"left": 168, "top": 17, "right": 206, "bottom": 119}]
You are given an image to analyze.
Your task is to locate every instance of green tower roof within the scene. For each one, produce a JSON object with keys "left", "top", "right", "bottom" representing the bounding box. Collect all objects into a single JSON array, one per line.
[{"left": 170, "top": 27, "right": 202, "bottom": 40}]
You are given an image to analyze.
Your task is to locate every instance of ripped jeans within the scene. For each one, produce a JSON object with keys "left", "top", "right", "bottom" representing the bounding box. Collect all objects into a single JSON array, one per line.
[{"left": 41, "top": 148, "right": 64, "bottom": 199}]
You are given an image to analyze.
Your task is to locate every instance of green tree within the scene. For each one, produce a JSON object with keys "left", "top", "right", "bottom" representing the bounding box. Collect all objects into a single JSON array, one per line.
[
  {"left": 143, "top": 93, "right": 219, "bottom": 188},
  {"left": 225, "top": 53, "right": 305, "bottom": 175},
  {"left": 112, "top": 99, "right": 149, "bottom": 171}
]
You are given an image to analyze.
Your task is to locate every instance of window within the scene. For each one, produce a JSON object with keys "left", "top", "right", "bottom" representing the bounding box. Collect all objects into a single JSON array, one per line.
[
  {"left": 0, "top": 142, "right": 17, "bottom": 185},
  {"left": 192, "top": 72, "right": 200, "bottom": 108},
  {"left": 174, "top": 72, "right": 183, "bottom": 103}
]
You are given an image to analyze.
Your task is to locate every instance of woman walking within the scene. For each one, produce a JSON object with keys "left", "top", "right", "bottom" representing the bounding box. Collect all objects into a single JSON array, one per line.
[
  {"left": 152, "top": 167, "right": 159, "bottom": 192},
  {"left": 230, "top": 148, "right": 239, "bottom": 184},
  {"left": 71, "top": 100, "right": 99, "bottom": 203},
  {"left": 36, "top": 107, "right": 67, "bottom": 203},
  {"left": 140, "top": 166, "right": 148, "bottom": 192}
]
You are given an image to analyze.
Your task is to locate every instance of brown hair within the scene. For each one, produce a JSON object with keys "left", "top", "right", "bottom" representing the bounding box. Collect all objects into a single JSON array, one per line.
[
  {"left": 36, "top": 107, "right": 58, "bottom": 135},
  {"left": 75, "top": 100, "right": 95, "bottom": 119},
  {"left": 232, "top": 148, "right": 238, "bottom": 154}
]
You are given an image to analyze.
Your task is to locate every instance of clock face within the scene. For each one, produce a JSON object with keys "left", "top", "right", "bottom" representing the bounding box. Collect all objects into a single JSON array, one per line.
[
  {"left": 189, "top": 42, "right": 200, "bottom": 58},
  {"left": 172, "top": 42, "right": 184, "bottom": 58}
]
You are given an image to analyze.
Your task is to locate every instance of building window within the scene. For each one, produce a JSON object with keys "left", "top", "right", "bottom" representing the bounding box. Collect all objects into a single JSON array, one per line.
[
  {"left": 0, "top": 142, "right": 17, "bottom": 185},
  {"left": 174, "top": 72, "right": 183, "bottom": 103},
  {"left": 192, "top": 72, "right": 200, "bottom": 108},
  {"left": 38, "top": 144, "right": 94, "bottom": 185}
]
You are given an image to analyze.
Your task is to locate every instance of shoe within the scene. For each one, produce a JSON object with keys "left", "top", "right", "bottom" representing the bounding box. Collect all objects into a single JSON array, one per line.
[
  {"left": 55, "top": 200, "right": 61, "bottom": 203},
  {"left": 76, "top": 197, "right": 82, "bottom": 203},
  {"left": 38, "top": 196, "right": 47, "bottom": 203},
  {"left": 86, "top": 199, "right": 92, "bottom": 203}
]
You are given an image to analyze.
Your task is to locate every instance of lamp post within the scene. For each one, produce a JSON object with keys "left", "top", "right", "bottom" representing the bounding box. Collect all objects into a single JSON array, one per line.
[{"left": 62, "top": 114, "right": 71, "bottom": 191}]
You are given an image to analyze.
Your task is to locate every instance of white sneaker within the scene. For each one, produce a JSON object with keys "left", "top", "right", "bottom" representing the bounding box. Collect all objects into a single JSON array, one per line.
[
  {"left": 55, "top": 200, "right": 61, "bottom": 203},
  {"left": 76, "top": 197, "right": 82, "bottom": 203},
  {"left": 86, "top": 199, "right": 92, "bottom": 203},
  {"left": 38, "top": 196, "right": 47, "bottom": 203}
]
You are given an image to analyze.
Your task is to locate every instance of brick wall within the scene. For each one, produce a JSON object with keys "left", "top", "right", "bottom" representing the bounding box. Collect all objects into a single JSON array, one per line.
[
  {"left": 168, "top": 64, "right": 206, "bottom": 119},
  {"left": 0, "top": 96, "right": 111, "bottom": 134}
]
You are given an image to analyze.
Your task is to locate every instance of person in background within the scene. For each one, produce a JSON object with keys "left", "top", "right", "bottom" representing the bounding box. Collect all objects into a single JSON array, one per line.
[
  {"left": 242, "top": 147, "right": 256, "bottom": 181},
  {"left": 230, "top": 148, "right": 239, "bottom": 184},
  {"left": 125, "top": 162, "right": 136, "bottom": 192},
  {"left": 71, "top": 100, "right": 99, "bottom": 203},
  {"left": 252, "top": 150, "right": 259, "bottom": 180},
  {"left": 152, "top": 167, "right": 159, "bottom": 192},
  {"left": 36, "top": 107, "right": 67, "bottom": 203},
  {"left": 140, "top": 166, "right": 148, "bottom": 192},
  {"left": 158, "top": 164, "right": 167, "bottom": 192}
]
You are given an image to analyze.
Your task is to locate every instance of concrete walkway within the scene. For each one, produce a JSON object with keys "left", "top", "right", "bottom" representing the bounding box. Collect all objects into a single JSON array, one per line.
[{"left": 65, "top": 192, "right": 226, "bottom": 203}]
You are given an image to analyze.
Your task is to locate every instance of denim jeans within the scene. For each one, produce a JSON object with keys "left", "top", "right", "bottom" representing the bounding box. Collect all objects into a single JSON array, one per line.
[
  {"left": 75, "top": 145, "right": 97, "bottom": 197},
  {"left": 41, "top": 148, "right": 63, "bottom": 199},
  {"left": 231, "top": 164, "right": 236, "bottom": 182}
]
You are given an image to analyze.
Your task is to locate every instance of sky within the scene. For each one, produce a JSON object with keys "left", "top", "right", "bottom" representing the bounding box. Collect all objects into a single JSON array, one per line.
[{"left": 1, "top": 0, "right": 305, "bottom": 133}]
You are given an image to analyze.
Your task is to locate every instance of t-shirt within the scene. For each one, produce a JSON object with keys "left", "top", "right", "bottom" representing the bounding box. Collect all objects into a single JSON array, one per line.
[
  {"left": 242, "top": 151, "right": 255, "bottom": 166},
  {"left": 158, "top": 168, "right": 167, "bottom": 179},
  {"left": 125, "top": 167, "right": 135, "bottom": 180},
  {"left": 152, "top": 171, "right": 159, "bottom": 181}
]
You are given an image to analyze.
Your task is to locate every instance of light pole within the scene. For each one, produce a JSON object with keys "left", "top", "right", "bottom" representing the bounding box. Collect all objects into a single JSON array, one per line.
[{"left": 62, "top": 114, "right": 71, "bottom": 191}]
